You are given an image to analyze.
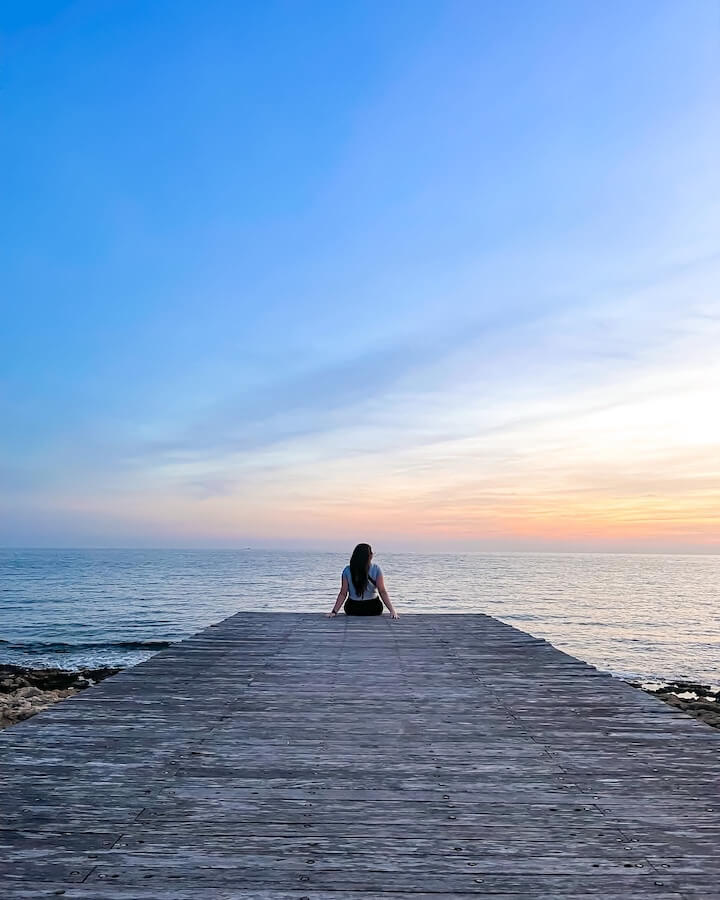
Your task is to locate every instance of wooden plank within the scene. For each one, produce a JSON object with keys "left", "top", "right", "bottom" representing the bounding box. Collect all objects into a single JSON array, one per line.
[
  {"left": 0, "top": 886, "right": 689, "bottom": 899},
  {"left": 80, "top": 868, "right": 681, "bottom": 892},
  {"left": 1, "top": 612, "right": 718, "bottom": 896}
]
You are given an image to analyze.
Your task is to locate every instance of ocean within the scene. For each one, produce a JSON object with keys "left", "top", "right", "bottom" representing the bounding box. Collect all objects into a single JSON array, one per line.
[{"left": 1, "top": 549, "right": 718, "bottom": 685}]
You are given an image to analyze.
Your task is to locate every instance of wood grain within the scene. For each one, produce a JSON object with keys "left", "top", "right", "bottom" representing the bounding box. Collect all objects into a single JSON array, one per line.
[{"left": 1, "top": 612, "right": 718, "bottom": 897}]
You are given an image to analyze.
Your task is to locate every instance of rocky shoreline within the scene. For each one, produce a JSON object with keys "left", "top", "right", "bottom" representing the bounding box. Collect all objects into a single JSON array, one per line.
[
  {"left": 630, "top": 679, "right": 720, "bottom": 729},
  {"left": 0, "top": 664, "right": 122, "bottom": 729}
]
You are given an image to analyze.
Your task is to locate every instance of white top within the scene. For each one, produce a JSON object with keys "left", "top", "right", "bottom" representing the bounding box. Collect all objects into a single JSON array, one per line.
[{"left": 343, "top": 563, "right": 382, "bottom": 601}]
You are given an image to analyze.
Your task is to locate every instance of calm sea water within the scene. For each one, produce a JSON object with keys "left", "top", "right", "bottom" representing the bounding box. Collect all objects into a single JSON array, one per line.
[{"left": 0, "top": 549, "right": 718, "bottom": 685}]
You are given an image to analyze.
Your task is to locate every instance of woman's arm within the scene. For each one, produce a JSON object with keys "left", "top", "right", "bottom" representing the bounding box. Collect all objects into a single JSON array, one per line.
[
  {"left": 327, "top": 575, "right": 349, "bottom": 617},
  {"left": 376, "top": 573, "right": 399, "bottom": 619}
]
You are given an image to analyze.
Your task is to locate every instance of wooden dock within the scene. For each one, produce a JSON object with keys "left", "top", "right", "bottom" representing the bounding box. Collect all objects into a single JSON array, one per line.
[{"left": 1, "top": 612, "right": 719, "bottom": 898}]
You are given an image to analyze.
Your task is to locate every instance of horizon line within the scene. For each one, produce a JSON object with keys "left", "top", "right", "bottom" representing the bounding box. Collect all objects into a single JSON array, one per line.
[{"left": 1, "top": 546, "right": 718, "bottom": 557}]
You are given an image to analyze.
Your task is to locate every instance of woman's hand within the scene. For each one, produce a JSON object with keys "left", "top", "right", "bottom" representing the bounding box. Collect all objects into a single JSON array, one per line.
[
  {"left": 328, "top": 577, "right": 348, "bottom": 618},
  {"left": 377, "top": 575, "right": 398, "bottom": 619}
]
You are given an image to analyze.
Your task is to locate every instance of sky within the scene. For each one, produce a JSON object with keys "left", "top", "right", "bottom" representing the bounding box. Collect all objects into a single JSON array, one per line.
[{"left": 1, "top": 0, "right": 719, "bottom": 552}]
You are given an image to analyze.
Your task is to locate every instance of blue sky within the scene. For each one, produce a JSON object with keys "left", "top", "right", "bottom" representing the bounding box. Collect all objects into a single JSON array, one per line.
[{"left": 1, "top": 0, "right": 719, "bottom": 550}]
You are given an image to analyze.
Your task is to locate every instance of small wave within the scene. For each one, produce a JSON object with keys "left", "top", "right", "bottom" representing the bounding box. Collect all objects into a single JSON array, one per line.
[{"left": 0, "top": 639, "right": 174, "bottom": 654}]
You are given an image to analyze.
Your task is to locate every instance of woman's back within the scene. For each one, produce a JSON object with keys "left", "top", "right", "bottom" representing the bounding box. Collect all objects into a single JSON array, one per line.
[
  {"left": 343, "top": 562, "right": 382, "bottom": 601},
  {"left": 328, "top": 543, "right": 398, "bottom": 618}
]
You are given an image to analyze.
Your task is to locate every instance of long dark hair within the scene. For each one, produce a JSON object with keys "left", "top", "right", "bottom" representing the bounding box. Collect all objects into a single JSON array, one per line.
[{"left": 349, "top": 543, "right": 372, "bottom": 598}]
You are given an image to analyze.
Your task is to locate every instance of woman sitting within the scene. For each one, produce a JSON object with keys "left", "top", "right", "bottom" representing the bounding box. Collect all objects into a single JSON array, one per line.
[{"left": 327, "top": 543, "right": 398, "bottom": 619}]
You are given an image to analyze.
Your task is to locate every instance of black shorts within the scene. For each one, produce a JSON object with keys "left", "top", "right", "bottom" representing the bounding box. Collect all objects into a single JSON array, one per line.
[{"left": 344, "top": 596, "right": 383, "bottom": 616}]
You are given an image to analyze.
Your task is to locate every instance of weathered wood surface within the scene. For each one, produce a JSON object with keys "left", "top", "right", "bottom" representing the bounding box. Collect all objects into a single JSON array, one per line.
[{"left": 1, "top": 613, "right": 719, "bottom": 898}]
